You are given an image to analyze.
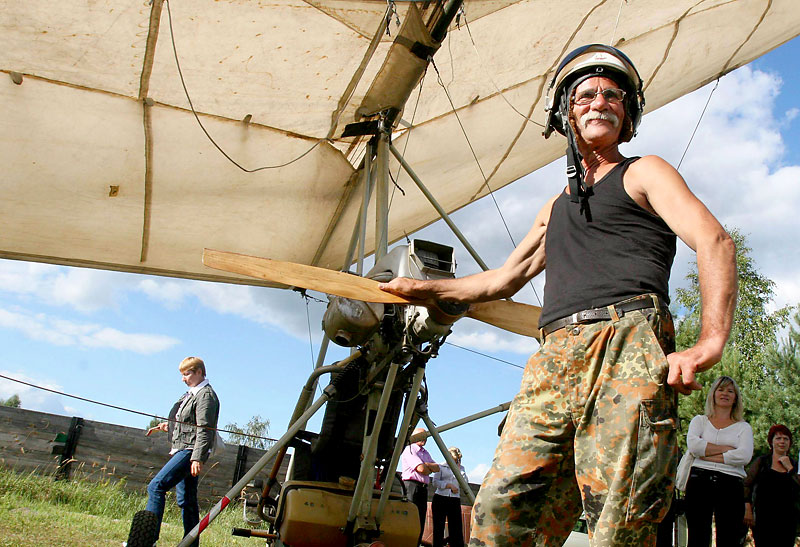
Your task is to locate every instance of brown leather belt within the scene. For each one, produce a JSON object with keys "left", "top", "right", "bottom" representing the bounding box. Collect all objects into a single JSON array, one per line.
[{"left": 540, "top": 296, "right": 662, "bottom": 337}]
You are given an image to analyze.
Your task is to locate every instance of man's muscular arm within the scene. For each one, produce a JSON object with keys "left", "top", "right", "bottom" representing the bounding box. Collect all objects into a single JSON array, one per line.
[
  {"left": 627, "top": 156, "right": 737, "bottom": 394},
  {"left": 379, "top": 195, "right": 557, "bottom": 303}
]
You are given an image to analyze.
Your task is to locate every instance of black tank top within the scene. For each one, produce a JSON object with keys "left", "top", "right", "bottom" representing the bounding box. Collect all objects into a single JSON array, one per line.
[{"left": 539, "top": 157, "right": 676, "bottom": 327}]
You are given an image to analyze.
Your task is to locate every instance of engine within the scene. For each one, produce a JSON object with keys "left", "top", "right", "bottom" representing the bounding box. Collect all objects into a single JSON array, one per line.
[{"left": 322, "top": 239, "right": 467, "bottom": 347}]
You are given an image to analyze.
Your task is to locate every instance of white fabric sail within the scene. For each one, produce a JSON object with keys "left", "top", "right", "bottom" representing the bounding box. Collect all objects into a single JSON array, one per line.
[{"left": 1, "top": 0, "right": 798, "bottom": 285}]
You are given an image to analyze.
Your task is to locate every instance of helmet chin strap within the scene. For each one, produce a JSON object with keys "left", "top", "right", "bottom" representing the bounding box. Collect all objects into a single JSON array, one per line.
[
  {"left": 562, "top": 74, "right": 595, "bottom": 219},
  {"left": 565, "top": 127, "right": 588, "bottom": 204},
  {"left": 563, "top": 111, "right": 593, "bottom": 220}
]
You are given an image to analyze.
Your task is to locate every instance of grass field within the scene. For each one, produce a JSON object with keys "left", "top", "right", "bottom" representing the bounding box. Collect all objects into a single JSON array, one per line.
[{"left": 0, "top": 467, "right": 269, "bottom": 546}]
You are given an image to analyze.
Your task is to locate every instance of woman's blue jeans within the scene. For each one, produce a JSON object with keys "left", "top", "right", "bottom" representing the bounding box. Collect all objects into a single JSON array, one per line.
[{"left": 145, "top": 449, "right": 199, "bottom": 545}]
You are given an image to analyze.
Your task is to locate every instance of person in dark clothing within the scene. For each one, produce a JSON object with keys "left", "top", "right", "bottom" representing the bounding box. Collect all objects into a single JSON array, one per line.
[
  {"left": 744, "top": 424, "right": 800, "bottom": 547},
  {"left": 380, "top": 44, "right": 737, "bottom": 546}
]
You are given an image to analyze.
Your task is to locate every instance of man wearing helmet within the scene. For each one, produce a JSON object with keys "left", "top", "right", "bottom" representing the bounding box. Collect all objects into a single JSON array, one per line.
[{"left": 381, "top": 44, "right": 736, "bottom": 546}]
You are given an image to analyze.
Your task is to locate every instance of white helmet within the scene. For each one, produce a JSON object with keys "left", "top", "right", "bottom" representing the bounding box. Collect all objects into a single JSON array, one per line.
[{"left": 543, "top": 44, "right": 644, "bottom": 143}]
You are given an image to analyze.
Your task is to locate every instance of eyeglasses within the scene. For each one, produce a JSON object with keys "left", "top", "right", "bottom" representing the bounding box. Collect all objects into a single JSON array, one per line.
[{"left": 573, "top": 88, "right": 626, "bottom": 105}]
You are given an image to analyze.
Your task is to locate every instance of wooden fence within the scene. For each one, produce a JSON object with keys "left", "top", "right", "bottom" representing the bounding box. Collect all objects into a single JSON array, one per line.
[{"left": 0, "top": 405, "right": 287, "bottom": 505}]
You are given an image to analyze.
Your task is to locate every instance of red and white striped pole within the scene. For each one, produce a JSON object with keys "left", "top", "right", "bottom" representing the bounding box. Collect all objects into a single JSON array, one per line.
[{"left": 177, "top": 386, "right": 334, "bottom": 547}]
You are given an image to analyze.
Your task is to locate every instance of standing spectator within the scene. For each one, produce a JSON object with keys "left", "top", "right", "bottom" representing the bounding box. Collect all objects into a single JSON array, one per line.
[
  {"left": 685, "top": 376, "right": 753, "bottom": 547},
  {"left": 129, "top": 357, "right": 220, "bottom": 547},
  {"left": 431, "top": 447, "right": 469, "bottom": 547},
  {"left": 744, "top": 424, "right": 800, "bottom": 546},
  {"left": 401, "top": 427, "right": 439, "bottom": 545}
]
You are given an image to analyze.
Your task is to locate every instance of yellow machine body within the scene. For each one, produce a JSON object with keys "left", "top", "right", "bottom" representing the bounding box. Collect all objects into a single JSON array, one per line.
[{"left": 277, "top": 481, "right": 420, "bottom": 546}]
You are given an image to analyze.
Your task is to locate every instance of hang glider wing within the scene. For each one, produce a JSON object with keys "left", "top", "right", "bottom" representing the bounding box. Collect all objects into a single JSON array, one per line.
[{"left": 2, "top": 0, "right": 798, "bottom": 283}]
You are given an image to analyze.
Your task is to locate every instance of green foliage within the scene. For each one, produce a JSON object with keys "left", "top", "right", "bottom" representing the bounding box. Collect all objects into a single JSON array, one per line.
[
  {"left": 146, "top": 416, "right": 160, "bottom": 429},
  {"left": 225, "top": 414, "right": 273, "bottom": 449},
  {"left": 0, "top": 467, "right": 267, "bottom": 546},
  {"left": 2, "top": 394, "right": 21, "bottom": 408},
  {"left": 0, "top": 466, "right": 147, "bottom": 518},
  {"left": 750, "top": 311, "right": 800, "bottom": 450},
  {"left": 674, "top": 228, "right": 794, "bottom": 453}
]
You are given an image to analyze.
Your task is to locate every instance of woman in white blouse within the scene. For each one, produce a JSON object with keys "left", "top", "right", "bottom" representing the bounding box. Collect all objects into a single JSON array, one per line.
[
  {"left": 685, "top": 375, "right": 754, "bottom": 547},
  {"left": 431, "top": 446, "right": 469, "bottom": 547}
]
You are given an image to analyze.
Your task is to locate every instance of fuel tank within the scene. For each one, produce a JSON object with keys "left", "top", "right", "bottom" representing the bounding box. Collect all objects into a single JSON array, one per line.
[{"left": 277, "top": 481, "right": 419, "bottom": 547}]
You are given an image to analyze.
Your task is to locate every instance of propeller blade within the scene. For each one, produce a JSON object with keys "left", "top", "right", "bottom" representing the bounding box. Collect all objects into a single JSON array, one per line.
[
  {"left": 203, "top": 249, "right": 542, "bottom": 339},
  {"left": 466, "top": 300, "right": 542, "bottom": 340},
  {"left": 203, "top": 249, "right": 414, "bottom": 304}
]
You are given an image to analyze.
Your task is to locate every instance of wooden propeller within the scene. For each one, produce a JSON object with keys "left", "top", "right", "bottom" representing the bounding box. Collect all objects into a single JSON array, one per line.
[{"left": 203, "top": 249, "right": 542, "bottom": 339}]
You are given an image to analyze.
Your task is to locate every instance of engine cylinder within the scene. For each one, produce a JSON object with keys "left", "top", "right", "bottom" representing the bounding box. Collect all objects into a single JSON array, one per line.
[{"left": 322, "top": 297, "right": 384, "bottom": 347}]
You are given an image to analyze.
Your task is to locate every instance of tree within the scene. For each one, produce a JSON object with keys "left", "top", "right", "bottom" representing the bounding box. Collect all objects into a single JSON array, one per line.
[
  {"left": 147, "top": 416, "right": 161, "bottom": 429},
  {"left": 674, "top": 228, "right": 793, "bottom": 451},
  {"left": 225, "top": 415, "right": 272, "bottom": 450},
  {"left": 2, "top": 394, "right": 21, "bottom": 408},
  {"left": 750, "top": 311, "right": 800, "bottom": 450}
]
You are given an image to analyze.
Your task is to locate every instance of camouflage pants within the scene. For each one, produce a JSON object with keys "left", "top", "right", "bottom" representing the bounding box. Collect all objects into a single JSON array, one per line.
[{"left": 469, "top": 295, "right": 678, "bottom": 547}]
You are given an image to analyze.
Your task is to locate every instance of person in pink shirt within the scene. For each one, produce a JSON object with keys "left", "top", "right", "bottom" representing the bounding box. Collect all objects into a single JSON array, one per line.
[{"left": 401, "top": 428, "right": 440, "bottom": 544}]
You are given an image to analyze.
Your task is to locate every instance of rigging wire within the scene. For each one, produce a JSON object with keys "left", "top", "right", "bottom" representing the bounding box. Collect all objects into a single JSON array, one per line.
[
  {"left": 303, "top": 294, "right": 316, "bottom": 371},
  {"left": 430, "top": 57, "right": 543, "bottom": 307},
  {"left": 445, "top": 19, "right": 456, "bottom": 88},
  {"left": 444, "top": 341, "right": 524, "bottom": 370},
  {"left": 0, "top": 373, "right": 278, "bottom": 443},
  {"left": 677, "top": 79, "right": 720, "bottom": 170},
  {"left": 461, "top": 16, "right": 545, "bottom": 129},
  {"left": 164, "top": 0, "right": 330, "bottom": 173},
  {"left": 389, "top": 69, "right": 427, "bottom": 210},
  {"left": 610, "top": 0, "right": 627, "bottom": 46}
]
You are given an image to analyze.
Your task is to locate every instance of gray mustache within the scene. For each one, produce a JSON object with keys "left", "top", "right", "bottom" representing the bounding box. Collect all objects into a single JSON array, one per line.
[{"left": 580, "top": 111, "right": 620, "bottom": 128}]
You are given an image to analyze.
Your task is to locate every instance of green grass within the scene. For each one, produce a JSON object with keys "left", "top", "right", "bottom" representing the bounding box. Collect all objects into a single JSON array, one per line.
[{"left": 0, "top": 467, "right": 268, "bottom": 546}]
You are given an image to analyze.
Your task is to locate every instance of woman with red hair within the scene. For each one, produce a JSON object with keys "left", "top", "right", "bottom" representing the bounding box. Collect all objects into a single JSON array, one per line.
[{"left": 743, "top": 424, "right": 800, "bottom": 546}]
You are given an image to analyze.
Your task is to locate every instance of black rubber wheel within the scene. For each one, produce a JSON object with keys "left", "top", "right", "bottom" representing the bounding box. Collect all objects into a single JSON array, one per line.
[{"left": 126, "top": 510, "right": 160, "bottom": 547}]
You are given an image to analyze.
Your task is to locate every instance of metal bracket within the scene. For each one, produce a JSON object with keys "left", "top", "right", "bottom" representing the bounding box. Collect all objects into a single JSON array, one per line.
[
  {"left": 232, "top": 444, "right": 249, "bottom": 487},
  {"left": 53, "top": 416, "right": 84, "bottom": 479}
]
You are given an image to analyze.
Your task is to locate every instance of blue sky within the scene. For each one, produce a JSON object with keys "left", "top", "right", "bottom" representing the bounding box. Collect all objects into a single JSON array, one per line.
[{"left": 1, "top": 36, "right": 799, "bottom": 484}]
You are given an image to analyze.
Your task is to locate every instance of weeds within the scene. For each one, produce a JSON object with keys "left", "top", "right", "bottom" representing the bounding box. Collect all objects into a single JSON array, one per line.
[
  {"left": 0, "top": 465, "right": 172, "bottom": 519},
  {"left": 0, "top": 466, "right": 264, "bottom": 545}
]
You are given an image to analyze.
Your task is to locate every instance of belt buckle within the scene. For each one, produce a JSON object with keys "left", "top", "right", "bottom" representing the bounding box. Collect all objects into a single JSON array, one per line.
[{"left": 569, "top": 312, "right": 580, "bottom": 325}]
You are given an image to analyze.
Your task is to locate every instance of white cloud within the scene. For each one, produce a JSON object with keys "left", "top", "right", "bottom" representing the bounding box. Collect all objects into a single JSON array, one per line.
[
  {"left": 168, "top": 280, "right": 327, "bottom": 341},
  {"left": 0, "top": 306, "right": 179, "bottom": 354},
  {"left": 0, "top": 370, "right": 71, "bottom": 415},
  {"left": 448, "top": 325, "right": 538, "bottom": 356},
  {"left": 0, "top": 259, "right": 324, "bottom": 343},
  {"left": 49, "top": 267, "right": 131, "bottom": 311},
  {"left": 468, "top": 462, "right": 491, "bottom": 483},
  {"left": 0, "top": 260, "right": 135, "bottom": 312},
  {"left": 137, "top": 278, "right": 192, "bottom": 309}
]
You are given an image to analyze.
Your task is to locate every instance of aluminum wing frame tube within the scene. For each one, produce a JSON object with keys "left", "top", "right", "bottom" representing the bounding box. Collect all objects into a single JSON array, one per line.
[
  {"left": 419, "top": 409, "right": 475, "bottom": 505},
  {"left": 345, "top": 361, "right": 401, "bottom": 531},
  {"left": 375, "top": 131, "right": 390, "bottom": 261},
  {"left": 389, "top": 143, "right": 490, "bottom": 272},
  {"left": 409, "top": 401, "right": 511, "bottom": 440},
  {"left": 375, "top": 363, "right": 427, "bottom": 526},
  {"left": 310, "top": 149, "right": 374, "bottom": 405},
  {"left": 356, "top": 141, "right": 374, "bottom": 275}
]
